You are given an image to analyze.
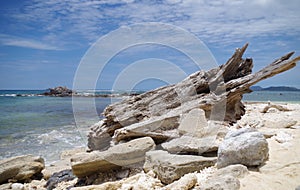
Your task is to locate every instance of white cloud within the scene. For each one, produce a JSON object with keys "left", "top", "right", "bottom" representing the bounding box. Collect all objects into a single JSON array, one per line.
[
  {"left": 6, "top": 0, "right": 298, "bottom": 49},
  {"left": 0, "top": 34, "right": 61, "bottom": 50}
]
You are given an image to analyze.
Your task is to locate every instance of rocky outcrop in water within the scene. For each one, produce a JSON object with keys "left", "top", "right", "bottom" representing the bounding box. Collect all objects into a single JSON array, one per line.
[{"left": 43, "top": 86, "right": 74, "bottom": 97}]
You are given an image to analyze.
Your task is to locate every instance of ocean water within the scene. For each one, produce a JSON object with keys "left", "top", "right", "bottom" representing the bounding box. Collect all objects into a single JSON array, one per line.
[
  {"left": 243, "top": 91, "right": 300, "bottom": 103},
  {"left": 0, "top": 90, "right": 299, "bottom": 164},
  {"left": 0, "top": 90, "right": 114, "bottom": 163}
]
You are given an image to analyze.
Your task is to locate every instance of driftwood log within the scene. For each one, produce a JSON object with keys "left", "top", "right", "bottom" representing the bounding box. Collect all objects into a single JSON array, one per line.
[
  {"left": 261, "top": 102, "right": 291, "bottom": 113},
  {"left": 88, "top": 43, "right": 300, "bottom": 151}
]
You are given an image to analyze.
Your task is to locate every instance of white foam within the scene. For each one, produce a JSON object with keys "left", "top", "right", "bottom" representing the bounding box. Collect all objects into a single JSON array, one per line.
[
  {"left": 37, "top": 130, "right": 64, "bottom": 144},
  {"left": 1, "top": 94, "right": 17, "bottom": 97}
]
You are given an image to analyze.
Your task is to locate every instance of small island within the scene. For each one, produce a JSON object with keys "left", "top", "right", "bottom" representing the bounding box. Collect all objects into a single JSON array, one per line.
[
  {"left": 251, "top": 86, "right": 300, "bottom": 91},
  {"left": 42, "top": 86, "right": 75, "bottom": 97},
  {"left": 41, "top": 86, "right": 143, "bottom": 98}
]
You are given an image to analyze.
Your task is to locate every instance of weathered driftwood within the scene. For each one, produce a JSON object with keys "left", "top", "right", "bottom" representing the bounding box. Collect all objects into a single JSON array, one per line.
[
  {"left": 261, "top": 102, "right": 291, "bottom": 113},
  {"left": 88, "top": 43, "right": 300, "bottom": 151}
]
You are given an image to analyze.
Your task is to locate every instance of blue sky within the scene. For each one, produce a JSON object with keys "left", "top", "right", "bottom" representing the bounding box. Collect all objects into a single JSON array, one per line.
[{"left": 0, "top": 0, "right": 300, "bottom": 90}]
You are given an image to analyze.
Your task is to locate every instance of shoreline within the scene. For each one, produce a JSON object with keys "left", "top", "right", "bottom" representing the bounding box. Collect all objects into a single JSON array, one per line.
[
  {"left": 1, "top": 88, "right": 300, "bottom": 102},
  {"left": 1, "top": 101, "right": 299, "bottom": 163},
  {"left": 1, "top": 93, "right": 300, "bottom": 104},
  {"left": 0, "top": 93, "right": 132, "bottom": 98},
  {"left": 244, "top": 100, "right": 300, "bottom": 104},
  {"left": 1, "top": 101, "right": 299, "bottom": 189}
]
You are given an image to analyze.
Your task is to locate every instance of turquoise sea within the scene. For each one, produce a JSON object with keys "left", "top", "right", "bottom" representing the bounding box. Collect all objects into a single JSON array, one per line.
[
  {"left": 243, "top": 91, "right": 300, "bottom": 103},
  {"left": 0, "top": 90, "right": 113, "bottom": 163},
  {"left": 0, "top": 90, "right": 299, "bottom": 163}
]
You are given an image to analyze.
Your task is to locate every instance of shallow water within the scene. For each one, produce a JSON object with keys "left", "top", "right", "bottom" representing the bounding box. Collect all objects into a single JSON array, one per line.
[
  {"left": 243, "top": 91, "right": 300, "bottom": 103},
  {"left": 0, "top": 91, "right": 114, "bottom": 163}
]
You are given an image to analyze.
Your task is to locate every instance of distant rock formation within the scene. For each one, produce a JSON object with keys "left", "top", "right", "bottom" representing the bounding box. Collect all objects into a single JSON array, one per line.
[
  {"left": 250, "top": 86, "right": 264, "bottom": 91},
  {"left": 251, "top": 85, "right": 300, "bottom": 91},
  {"left": 43, "top": 86, "right": 74, "bottom": 97}
]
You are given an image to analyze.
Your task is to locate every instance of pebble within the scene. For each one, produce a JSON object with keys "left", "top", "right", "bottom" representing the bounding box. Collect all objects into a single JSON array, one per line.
[
  {"left": 11, "top": 183, "right": 24, "bottom": 190},
  {"left": 291, "top": 125, "right": 300, "bottom": 129}
]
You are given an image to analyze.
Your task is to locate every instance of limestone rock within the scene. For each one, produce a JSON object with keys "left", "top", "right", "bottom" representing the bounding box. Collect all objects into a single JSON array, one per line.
[
  {"left": 207, "top": 121, "right": 229, "bottom": 139},
  {"left": 214, "top": 164, "right": 248, "bottom": 178},
  {"left": 0, "top": 155, "right": 45, "bottom": 184},
  {"left": 239, "top": 125, "right": 300, "bottom": 189},
  {"left": 217, "top": 128, "right": 269, "bottom": 168},
  {"left": 164, "top": 173, "right": 197, "bottom": 190},
  {"left": 0, "top": 183, "right": 12, "bottom": 189},
  {"left": 195, "top": 165, "right": 247, "bottom": 190},
  {"left": 11, "top": 183, "right": 24, "bottom": 190},
  {"left": 71, "top": 171, "right": 163, "bottom": 190},
  {"left": 161, "top": 135, "right": 218, "bottom": 154},
  {"left": 178, "top": 108, "right": 208, "bottom": 136},
  {"left": 71, "top": 137, "right": 155, "bottom": 177},
  {"left": 52, "top": 178, "right": 77, "bottom": 190},
  {"left": 23, "top": 179, "right": 47, "bottom": 190},
  {"left": 143, "top": 150, "right": 217, "bottom": 184},
  {"left": 42, "top": 148, "right": 85, "bottom": 180},
  {"left": 88, "top": 120, "right": 113, "bottom": 151},
  {"left": 196, "top": 175, "right": 240, "bottom": 190},
  {"left": 273, "top": 131, "right": 293, "bottom": 143},
  {"left": 42, "top": 160, "right": 70, "bottom": 180},
  {"left": 263, "top": 118, "right": 297, "bottom": 128},
  {"left": 259, "top": 129, "right": 277, "bottom": 139}
]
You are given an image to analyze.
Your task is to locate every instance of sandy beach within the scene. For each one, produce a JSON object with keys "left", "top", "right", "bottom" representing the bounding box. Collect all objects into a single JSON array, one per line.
[{"left": 238, "top": 102, "right": 300, "bottom": 190}]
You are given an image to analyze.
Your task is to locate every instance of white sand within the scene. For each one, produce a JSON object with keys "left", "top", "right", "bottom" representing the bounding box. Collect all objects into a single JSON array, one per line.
[{"left": 239, "top": 103, "right": 300, "bottom": 190}]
